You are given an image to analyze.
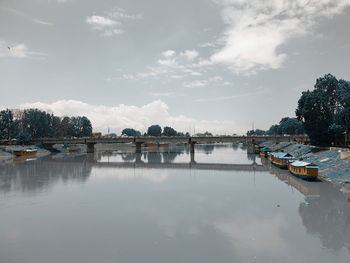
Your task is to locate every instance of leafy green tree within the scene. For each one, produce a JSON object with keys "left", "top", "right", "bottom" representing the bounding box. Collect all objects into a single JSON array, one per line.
[
  {"left": 328, "top": 123, "right": 344, "bottom": 145},
  {"left": 122, "top": 128, "right": 141, "bottom": 137},
  {"left": 247, "top": 129, "right": 266, "bottom": 136},
  {"left": 162, "top": 126, "right": 177, "bottom": 136},
  {"left": 336, "top": 108, "right": 350, "bottom": 131},
  {"left": 0, "top": 109, "right": 15, "bottom": 140},
  {"left": 16, "top": 132, "right": 32, "bottom": 145},
  {"left": 266, "top": 124, "right": 281, "bottom": 135},
  {"left": 22, "top": 109, "right": 50, "bottom": 138},
  {"left": 204, "top": 131, "right": 213, "bottom": 136},
  {"left": 296, "top": 74, "right": 350, "bottom": 146},
  {"left": 80, "top": 116, "right": 92, "bottom": 136},
  {"left": 278, "top": 117, "right": 305, "bottom": 135},
  {"left": 68, "top": 116, "right": 92, "bottom": 137},
  {"left": 147, "top": 125, "right": 162, "bottom": 136},
  {"left": 60, "top": 117, "right": 71, "bottom": 137}
]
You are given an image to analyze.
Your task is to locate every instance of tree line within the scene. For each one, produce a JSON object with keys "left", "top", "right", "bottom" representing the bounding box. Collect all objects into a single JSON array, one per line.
[
  {"left": 122, "top": 125, "right": 192, "bottom": 137},
  {"left": 247, "top": 117, "right": 305, "bottom": 136},
  {"left": 247, "top": 73, "right": 350, "bottom": 147},
  {"left": 0, "top": 108, "right": 92, "bottom": 144}
]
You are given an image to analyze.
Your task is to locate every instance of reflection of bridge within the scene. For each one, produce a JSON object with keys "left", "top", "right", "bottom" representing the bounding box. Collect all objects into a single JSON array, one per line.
[
  {"left": 94, "top": 161, "right": 268, "bottom": 172},
  {"left": 38, "top": 153, "right": 267, "bottom": 172},
  {"left": 25, "top": 135, "right": 308, "bottom": 153}
]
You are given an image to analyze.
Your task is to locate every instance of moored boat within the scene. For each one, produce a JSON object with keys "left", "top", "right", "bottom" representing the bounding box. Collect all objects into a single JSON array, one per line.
[
  {"left": 260, "top": 147, "right": 274, "bottom": 157},
  {"left": 254, "top": 145, "right": 261, "bottom": 154},
  {"left": 270, "top": 152, "right": 294, "bottom": 169},
  {"left": 12, "top": 148, "right": 38, "bottom": 157},
  {"left": 288, "top": 160, "right": 318, "bottom": 180}
]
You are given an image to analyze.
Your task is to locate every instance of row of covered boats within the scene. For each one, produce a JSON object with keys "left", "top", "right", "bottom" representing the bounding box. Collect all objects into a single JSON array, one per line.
[{"left": 257, "top": 145, "right": 319, "bottom": 180}]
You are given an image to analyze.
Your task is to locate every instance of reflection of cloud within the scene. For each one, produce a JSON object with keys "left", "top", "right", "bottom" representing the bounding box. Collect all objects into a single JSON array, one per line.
[
  {"left": 215, "top": 215, "right": 289, "bottom": 261},
  {"left": 91, "top": 167, "right": 168, "bottom": 183},
  {"left": 298, "top": 182, "right": 350, "bottom": 253}
]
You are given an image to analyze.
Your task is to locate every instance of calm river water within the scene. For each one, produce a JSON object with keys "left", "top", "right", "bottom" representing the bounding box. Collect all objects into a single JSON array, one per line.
[{"left": 0, "top": 143, "right": 350, "bottom": 263}]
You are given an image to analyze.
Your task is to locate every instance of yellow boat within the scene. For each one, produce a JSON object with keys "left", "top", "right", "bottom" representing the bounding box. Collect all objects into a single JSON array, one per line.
[
  {"left": 13, "top": 148, "right": 38, "bottom": 157},
  {"left": 270, "top": 152, "right": 294, "bottom": 169},
  {"left": 260, "top": 147, "right": 274, "bottom": 157},
  {"left": 288, "top": 160, "right": 318, "bottom": 180}
]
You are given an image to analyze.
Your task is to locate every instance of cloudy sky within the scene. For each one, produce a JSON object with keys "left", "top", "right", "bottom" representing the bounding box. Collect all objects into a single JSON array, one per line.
[{"left": 1, "top": 0, "right": 350, "bottom": 134}]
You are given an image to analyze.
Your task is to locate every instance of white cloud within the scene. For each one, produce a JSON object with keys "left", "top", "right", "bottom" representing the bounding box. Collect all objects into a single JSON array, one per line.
[
  {"left": 107, "top": 7, "right": 143, "bottom": 20},
  {"left": 0, "top": 7, "right": 54, "bottom": 26},
  {"left": 86, "top": 15, "right": 118, "bottom": 28},
  {"left": 0, "top": 41, "right": 47, "bottom": 59},
  {"left": 183, "top": 75, "right": 224, "bottom": 88},
  {"left": 162, "top": 50, "right": 176, "bottom": 58},
  {"left": 121, "top": 74, "right": 138, "bottom": 80},
  {"left": 180, "top": 50, "right": 199, "bottom": 60},
  {"left": 151, "top": 92, "right": 176, "bottom": 97},
  {"left": 32, "top": 18, "right": 54, "bottom": 26},
  {"left": 17, "top": 100, "right": 242, "bottom": 134},
  {"left": 86, "top": 15, "right": 123, "bottom": 36},
  {"left": 86, "top": 7, "right": 142, "bottom": 36},
  {"left": 211, "top": 0, "right": 350, "bottom": 73},
  {"left": 199, "top": 42, "right": 216, "bottom": 48},
  {"left": 118, "top": 49, "right": 214, "bottom": 82},
  {"left": 183, "top": 80, "right": 208, "bottom": 88}
]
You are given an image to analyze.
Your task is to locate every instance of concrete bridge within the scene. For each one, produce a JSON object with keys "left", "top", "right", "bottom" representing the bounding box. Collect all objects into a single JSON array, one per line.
[{"left": 26, "top": 135, "right": 308, "bottom": 153}]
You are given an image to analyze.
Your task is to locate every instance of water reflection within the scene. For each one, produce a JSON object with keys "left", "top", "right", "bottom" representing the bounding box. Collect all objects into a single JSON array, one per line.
[
  {"left": 97, "top": 143, "right": 260, "bottom": 165},
  {"left": 1, "top": 146, "right": 350, "bottom": 263},
  {"left": 267, "top": 161, "right": 350, "bottom": 253},
  {"left": 0, "top": 145, "right": 263, "bottom": 195},
  {"left": 0, "top": 155, "right": 92, "bottom": 194}
]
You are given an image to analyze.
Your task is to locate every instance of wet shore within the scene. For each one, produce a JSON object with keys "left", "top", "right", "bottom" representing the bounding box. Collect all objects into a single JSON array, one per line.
[{"left": 260, "top": 141, "right": 350, "bottom": 185}]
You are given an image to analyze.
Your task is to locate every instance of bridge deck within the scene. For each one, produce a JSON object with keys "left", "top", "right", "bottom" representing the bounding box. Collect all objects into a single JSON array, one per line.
[{"left": 23, "top": 135, "right": 308, "bottom": 145}]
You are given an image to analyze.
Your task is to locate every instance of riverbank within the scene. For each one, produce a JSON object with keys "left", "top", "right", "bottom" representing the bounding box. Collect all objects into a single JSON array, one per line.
[{"left": 260, "top": 141, "right": 350, "bottom": 185}]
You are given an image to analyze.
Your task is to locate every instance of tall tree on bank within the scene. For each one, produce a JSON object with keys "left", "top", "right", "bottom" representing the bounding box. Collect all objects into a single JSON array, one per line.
[
  {"left": 0, "top": 109, "right": 15, "bottom": 140},
  {"left": 122, "top": 128, "right": 141, "bottom": 137},
  {"left": 147, "top": 125, "right": 162, "bottom": 136},
  {"left": 0, "top": 108, "right": 93, "bottom": 142},
  {"left": 296, "top": 74, "right": 350, "bottom": 146},
  {"left": 162, "top": 126, "right": 177, "bottom": 136}
]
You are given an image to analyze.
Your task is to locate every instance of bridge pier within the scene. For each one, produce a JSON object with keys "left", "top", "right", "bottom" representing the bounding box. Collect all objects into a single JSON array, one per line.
[
  {"left": 190, "top": 142, "right": 195, "bottom": 154},
  {"left": 189, "top": 141, "right": 196, "bottom": 164},
  {"left": 86, "top": 142, "right": 96, "bottom": 153},
  {"left": 135, "top": 153, "right": 143, "bottom": 164},
  {"left": 135, "top": 142, "right": 143, "bottom": 154},
  {"left": 190, "top": 150, "right": 196, "bottom": 164}
]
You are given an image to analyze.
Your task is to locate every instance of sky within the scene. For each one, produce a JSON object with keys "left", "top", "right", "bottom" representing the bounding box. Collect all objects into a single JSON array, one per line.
[{"left": 1, "top": 0, "right": 350, "bottom": 135}]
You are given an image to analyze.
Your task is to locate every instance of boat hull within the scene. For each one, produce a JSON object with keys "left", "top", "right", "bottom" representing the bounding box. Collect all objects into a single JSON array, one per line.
[
  {"left": 289, "top": 170, "right": 317, "bottom": 181},
  {"left": 13, "top": 150, "right": 38, "bottom": 157}
]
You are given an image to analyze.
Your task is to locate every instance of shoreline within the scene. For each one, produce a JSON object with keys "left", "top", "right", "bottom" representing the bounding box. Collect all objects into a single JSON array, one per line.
[{"left": 260, "top": 141, "right": 350, "bottom": 186}]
